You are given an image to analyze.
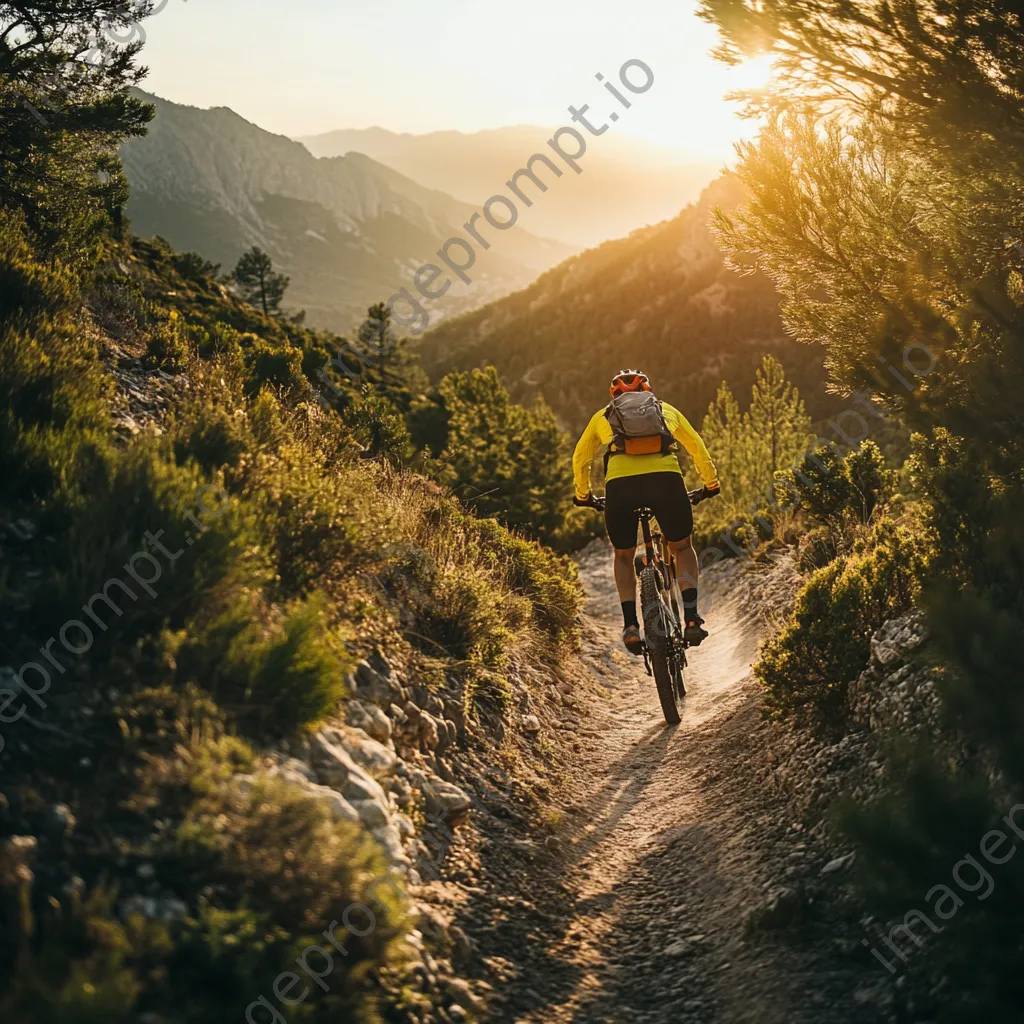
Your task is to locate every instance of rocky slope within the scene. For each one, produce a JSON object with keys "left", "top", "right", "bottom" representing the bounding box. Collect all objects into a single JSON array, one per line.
[{"left": 120, "top": 92, "right": 574, "bottom": 333}]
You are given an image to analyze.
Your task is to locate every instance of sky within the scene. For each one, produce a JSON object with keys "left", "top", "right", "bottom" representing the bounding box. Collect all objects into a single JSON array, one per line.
[{"left": 139, "top": 0, "right": 769, "bottom": 160}]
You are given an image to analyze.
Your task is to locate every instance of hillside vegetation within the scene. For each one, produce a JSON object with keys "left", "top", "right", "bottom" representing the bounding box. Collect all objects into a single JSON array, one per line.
[
  {"left": 0, "top": 9, "right": 585, "bottom": 1020},
  {"left": 417, "top": 173, "right": 842, "bottom": 435},
  {"left": 696, "top": 0, "right": 1024, "bottom": 1017}
]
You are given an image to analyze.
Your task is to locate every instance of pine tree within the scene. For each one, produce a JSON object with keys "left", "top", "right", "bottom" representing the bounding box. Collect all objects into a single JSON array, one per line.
[
  {"left": 700, "top": 381, "right": 745, "bottom": 506},
  {"left": 1, "top": 2, "right": 154, "bottom": 255},
  {"left": 744, "top": 354, "right": 812, "bottom": 499},
  {"left": 232, "top": 246, "right": 289, "bottom": 317},
  {"left": 437, "top": 367, "right": 573, "bottom": 545}
]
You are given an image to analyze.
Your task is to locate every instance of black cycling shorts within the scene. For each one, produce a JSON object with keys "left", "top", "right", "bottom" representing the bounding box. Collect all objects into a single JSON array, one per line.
[{"left": 604, "top": 471, "right": 693, "bottom": 550}]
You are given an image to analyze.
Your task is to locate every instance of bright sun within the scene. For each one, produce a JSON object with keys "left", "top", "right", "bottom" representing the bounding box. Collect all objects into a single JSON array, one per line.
[
  {"left": 727, "top": 53, "right": 776, "bottom": 93},
  {"left": 638, "top": 51, "right": 776, "bottom": 160}
]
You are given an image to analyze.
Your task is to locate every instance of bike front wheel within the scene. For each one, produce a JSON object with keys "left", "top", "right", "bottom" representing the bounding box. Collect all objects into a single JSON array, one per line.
[{"left": 640, "top": 565, "right": 681, "bottom": 725}]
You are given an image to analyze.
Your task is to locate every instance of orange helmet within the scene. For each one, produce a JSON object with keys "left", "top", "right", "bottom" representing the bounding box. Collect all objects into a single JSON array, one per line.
[{"left": 609, "top": 369, "right": 651, "bottom": 398}]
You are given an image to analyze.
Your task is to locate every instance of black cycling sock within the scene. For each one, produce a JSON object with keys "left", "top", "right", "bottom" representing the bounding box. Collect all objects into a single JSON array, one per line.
[
  {"left": 621, "top": 600, "right": 639, "bottom": 628},
  {"left": 682, "top": 588, "right": 699, "bottom": 624}
]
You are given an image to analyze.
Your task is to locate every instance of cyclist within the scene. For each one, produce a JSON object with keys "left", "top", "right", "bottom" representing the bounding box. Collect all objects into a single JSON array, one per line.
[{"left": 572, "top": 369, "right": 720, "bottom": 655}]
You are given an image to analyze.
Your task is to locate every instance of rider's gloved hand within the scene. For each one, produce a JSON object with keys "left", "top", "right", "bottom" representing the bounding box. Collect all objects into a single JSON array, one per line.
[
  {"left": 573, "top": 493, "right": 592, "bottom": 507},
  {"left": 701, "top": 483, "right": 721, "bottom": 501}
]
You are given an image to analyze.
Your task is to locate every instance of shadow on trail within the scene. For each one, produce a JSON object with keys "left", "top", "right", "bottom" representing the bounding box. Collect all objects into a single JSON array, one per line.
[
  {"left": 563, "top": 823, "right": 724, "bottom": 1024},
  {"left": 560, "top": 723, "right": 676, "bottom": 871},
  {"left": 456, "top": 726, "right": 679, "bottom": 1023}
]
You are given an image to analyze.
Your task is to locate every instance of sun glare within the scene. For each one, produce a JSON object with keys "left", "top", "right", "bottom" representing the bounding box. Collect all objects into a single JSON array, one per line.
[{"left": 727, "top": 53, "right": 776, "bottom": 93}]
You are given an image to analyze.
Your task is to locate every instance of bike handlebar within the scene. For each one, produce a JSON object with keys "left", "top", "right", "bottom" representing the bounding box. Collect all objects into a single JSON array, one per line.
[
  {"left": 688, "top": 486, "right": 720, "bottom": 507},
  {"left": 577, "top": 489, "right": 719, "bottom": 513}
]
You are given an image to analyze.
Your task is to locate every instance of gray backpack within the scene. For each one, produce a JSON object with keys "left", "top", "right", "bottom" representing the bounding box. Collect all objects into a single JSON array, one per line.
[{"left": 604, "top": 391, "right": 676, "bottom": 459}]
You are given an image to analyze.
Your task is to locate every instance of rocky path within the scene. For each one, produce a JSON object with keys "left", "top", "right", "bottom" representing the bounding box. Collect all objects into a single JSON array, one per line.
[{"left": 439, "top": 544, "right": 884, "bottom": 1024}]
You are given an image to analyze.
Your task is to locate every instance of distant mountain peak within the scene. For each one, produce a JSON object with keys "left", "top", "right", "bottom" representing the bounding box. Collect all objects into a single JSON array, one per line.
[{"left": 120, "top": 91, "right": 576, "bottom": 334}]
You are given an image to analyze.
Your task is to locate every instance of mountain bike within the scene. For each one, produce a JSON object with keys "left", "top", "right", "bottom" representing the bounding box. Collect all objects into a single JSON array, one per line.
[{"left": 582, "top": 488, "right": 712, "bottom": 725}]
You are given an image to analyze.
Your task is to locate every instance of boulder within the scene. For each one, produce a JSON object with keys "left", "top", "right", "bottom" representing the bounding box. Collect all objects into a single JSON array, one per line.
[
  {"left": 419, "top": 711, "right": 440, "bottom": 752},
  {"left": 353, "top": 797, "right": 391, "bottom": 829},
  {"left": 422, "top": 777, "right": 472, "bottom": 826},
  {"left": 449, "top": 924, "right": 476, "bottom": 964},
  {"left": 821, "top": 851, "right": 856, "bottom": 875},
  {"left": 267, "top": 758, "right": 317, "bottom": 787},
  {"left": 372, "top": 823, "right": 411, "bottom": 866},
  {"left": 261, "top": 765, "right": 361, "bottom": 824},
  {"left": 443, "top": 977, "right": 485, "bottom": 1013},
  {"left": 309, "top": 784, "right": 360, "bottom": 824},
  {"left": 343, "top": 769, "right": 387, "bottom": 806},
  {"left": 387, "top": 775, "right": 414, "bottom": 809},
  {"left": 435, "top": 718, "right": 457, "bottom": 754},
  {"left": 344, "top": 700, "right": 393, "bottom": 744},
  {"left": 350, "top": 656, "right": 403, "bottom": 705},
  {"left": 325, "top": 725, "right": 397, "bottom": 778},
  {"left": 522, "top": 715, "right": 541, "bottom": 734},
  {"left": 417, "top": 904, "right": 451, "bottom": 946},
  {"left": 309, "top": 730, "right": 387, "bottom": 805}
]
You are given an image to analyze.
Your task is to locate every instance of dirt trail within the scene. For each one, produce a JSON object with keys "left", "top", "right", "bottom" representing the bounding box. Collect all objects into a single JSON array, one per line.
[{"left": 452, "top": 544, "right": 881, "bottom": 1024}]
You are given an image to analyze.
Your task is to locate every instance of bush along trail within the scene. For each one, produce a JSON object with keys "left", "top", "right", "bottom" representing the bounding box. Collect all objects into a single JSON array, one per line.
[{"left": 0, "top": 217, "right": 590, "bottom": 1023}]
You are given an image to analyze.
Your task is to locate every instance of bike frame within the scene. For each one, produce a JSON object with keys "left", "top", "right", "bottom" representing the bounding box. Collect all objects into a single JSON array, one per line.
[{"left": 638, "top": 511, "right": 683, "bottom": 636}]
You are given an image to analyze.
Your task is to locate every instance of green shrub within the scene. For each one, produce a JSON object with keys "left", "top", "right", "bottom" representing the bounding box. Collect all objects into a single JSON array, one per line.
[
  {"left": 174, "top": 251, "right": 220, "bottom": 281},
  {"left": 757, "top": 521, "right": 926, "bottom": 730},
  {"left": 790, "top": 444, "right": 850, "bottom": 523},
  {"left": 241, "top": 335, "right": 303, "bottom": 395},
  {"left": 176, "top": 594, "right": 348, "bottom": 738},
  {"left": 144, "top": 312, "right": 193, "bottom": 372},
  {"left": 0, "top": 221, "right": 110, "bottom": 500},
  {"left": 908, "top": 428, "right": 994, "bottom": 581},
  {"left": 34, "top": 442, "right": 264, "bottom": 653},
  {"left": 176, "top": 771, "right": 410, "bottom": 1022},
  {"left": 469, "top": 516, "right": 581, "bottom": 648},
  {"left": 417, "top": 566, "right": 514, "bottom": 666},
  {"left": 785, "top": 440, "right": 897, "bottom": 534},
  {"left": 436, "top": 366, "right": 574, "bottom": 546},
  {"left": 797, "top": 524, "right": 837, "bottom": 572},
  {"left": 342, "top": 389, "right": 413, "bottom": 465},
  {"left": 0, "top": 747, "right": 409, "bottom": 1024},
  {"left": 845, "top": 440, "right": 898, "bottom": 524},
  {"left": 463, "top": 668, "right": 514, "bottom": 721},
  {"left": 173, "top": 404, "right": 248, "bottom": 474},
  {"left": 0, "top": 215, "right": 79, "bottom": 330}
]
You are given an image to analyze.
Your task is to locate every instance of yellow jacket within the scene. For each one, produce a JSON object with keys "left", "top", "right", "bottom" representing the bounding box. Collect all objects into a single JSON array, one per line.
[{"left": 572, "top": 400, "right": 719, "bottom": 500}]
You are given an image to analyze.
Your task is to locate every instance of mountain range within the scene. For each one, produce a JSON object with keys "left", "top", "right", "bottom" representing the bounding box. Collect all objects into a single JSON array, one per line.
[
  {"left": 299, "top": 126, "right": 720, "bottom": 248},
  {"left": 120, "top": 92, "right": 575, "bottom": 334},
  {"left": 417, "top": 174, "right": 840, "bottom": 434}
]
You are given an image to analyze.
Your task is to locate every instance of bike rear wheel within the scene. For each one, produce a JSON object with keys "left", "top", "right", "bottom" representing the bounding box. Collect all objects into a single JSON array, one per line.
[{"left": 640, "top": 565, "right": 681, "bottom": 725}]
